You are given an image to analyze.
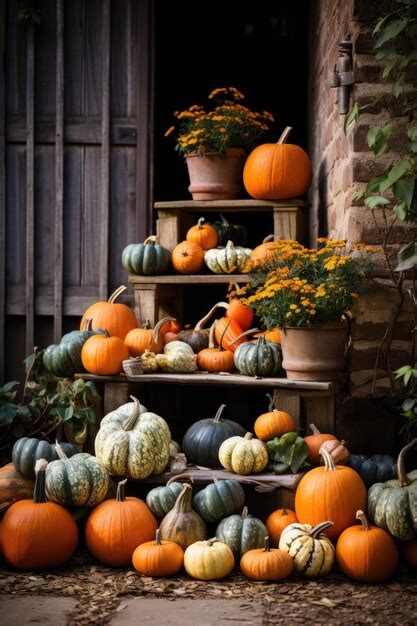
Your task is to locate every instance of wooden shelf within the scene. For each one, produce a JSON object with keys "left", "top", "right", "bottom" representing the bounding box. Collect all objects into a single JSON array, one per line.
[
  {"left": 154, "top": 199, "right": 307, "bottom": 213},
  {"left": 129, "top": 273, "right": 250, "bottom": 285}
]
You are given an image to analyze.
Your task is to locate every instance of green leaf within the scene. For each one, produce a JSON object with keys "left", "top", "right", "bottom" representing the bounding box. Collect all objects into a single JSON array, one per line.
[
  {"left": 367, "top": 125, "right": 395, "bottom": 155},
  {"left": 393, "top": 72, "right": 405, "bottom": 97},
  {"left": 374, "top": 17, "right": 408, "bottom": 48},
  {"left": 0, "top": 403, "right": 18, "bottom": 425},
  {"left": 375, "top": 48, "right": 398, "bottom": 60},
  {"left": 344, "top": 103, "right": 359, "bottom": 133},
  {"left": 1, "top": 380, "right": 20, "bottom": 393},
  {"left": 395, "top": 202, "right": 408, "bottom": 220},
  {"left": 396, "top": 241, "right": 417, "bottom": 271},
  {"left": 382, "top": 57, "right": 400, "bottom": 78},
  {"left": 407, "top": 121, "right": 417, "bottom": 141},
  {"left": 380, "top": 160, "right": 413, "bottom": 192},
  {"left": 366, "top": 175, "right": 387, "bottom": 194},
  {"left": 364, "top": 195, "right": 390, "bottom": 209},
  {"left": 393, "top": 178, "right": 415, "bottom": 210},
  {"left": 395, "top": 364, "right": 413, "bottom": 377}
]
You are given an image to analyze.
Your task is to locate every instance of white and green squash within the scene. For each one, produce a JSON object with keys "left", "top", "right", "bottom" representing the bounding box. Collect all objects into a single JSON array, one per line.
[
  {"left": 156, "top": 345, "right": 197, "bottom": 372},
  {"left": 204, "top": 240, "right": 252, "bottom": 274},
  {"left": 279, "top": 521, "right": 335, "bottom": 577},
  {"left": 234, "top": 336, "right": 283, "bottom": 377}
]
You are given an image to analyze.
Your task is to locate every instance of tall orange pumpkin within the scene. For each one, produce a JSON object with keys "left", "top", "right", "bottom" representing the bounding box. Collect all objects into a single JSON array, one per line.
[
  {"left": 80, "top": 285, "right": 137, "bottom": 340},
  {"left": 81, "top": 331, "right": 129, "bottom": 375},
  {"left": 186, "top": 217, "right": 218, "bottom": 250},
  {"left": 172, "top": 241, "right": 204, "bottom": 274},
  {"left": 295, "top": 449, "right": 367, "bottom": 541},
  {"left": 243, "top": 126, "right": 312, "bottom": 200},
  {"left": 124, "top": 317, "right": 175, "bottom": 356}
]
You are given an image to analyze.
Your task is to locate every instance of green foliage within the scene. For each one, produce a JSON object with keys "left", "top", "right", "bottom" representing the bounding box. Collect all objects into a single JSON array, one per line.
[
  {"left": 395, "top": 365, "right": 417, "bottom": 438},
  {"left": 266, "top": 432, "right": 310, "bottom": 474}
]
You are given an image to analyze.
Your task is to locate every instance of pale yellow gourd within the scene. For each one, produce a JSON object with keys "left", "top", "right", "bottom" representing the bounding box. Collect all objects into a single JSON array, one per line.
[
  {"left": 184, "top": 538, "right": 235, "bottom": 580},
  {"left": 218, "top": 432, "right": 268, "bottom": 475}
]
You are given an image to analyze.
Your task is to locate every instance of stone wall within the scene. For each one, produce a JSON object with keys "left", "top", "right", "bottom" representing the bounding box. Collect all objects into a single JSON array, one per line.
[{"left": 308, "top": 0, "right": 415, "bottom": 395}]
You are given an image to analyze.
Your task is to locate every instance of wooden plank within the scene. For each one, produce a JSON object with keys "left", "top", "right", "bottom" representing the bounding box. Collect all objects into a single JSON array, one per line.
[
  {"left": 6, "top": 122, "right": 137, "bottom": 145},
  {"left": 0, "top": 0, "right": 5, "bottom": 381},
  {"left": 54, "top": 0, "right": 64, "bottom": 342},
  {"left": 154, "top": 199, "right": 307, "bottom": 211},
  {"left": 273, "top": 206, "right": 308, "bottom": 243},
  {"left": 133, "top": 284, "right": 184, "bottom": 326},
  {"left": 25, "top": 20, "right": 35, "bottom": 355},
  {"left": 129, "top": 274, "right": 250, "bottom": 285},
  {"left": 273, "top": 389, "right": 301, "bottom": 429},
  {"left": 103, "top": 382, "right": 131, "bottom": 414},
  {"left": 99, "top": 0, "right": 111, "bottom": 300},
  {"left": 304, "top": 395, "right": 336, "bottom": 434}
]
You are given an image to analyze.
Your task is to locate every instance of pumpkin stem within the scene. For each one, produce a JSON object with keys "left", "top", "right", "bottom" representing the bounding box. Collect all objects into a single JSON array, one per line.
[
  {"left": 218, "top": 320, "right": 230, "bottom": 352},
  {"left": 356, "top": 510, "right": 371, "bottom": 531},
  {"left": 174, "top": 483, "right": 192, "bottom": 513},
  {"left": 264, "top": 536, "right": 270, "bottom": 552},
  {"left": 208, "top": 321, "right": 217, "bottom": 350},
  {"left": 195, "top": 302, "right": 225, "bottom": 331},
  {"left": 207, "top": 537, "right": 218, "bottom": 547},
  {"left": 153, "top": 316, "right": 176, "bottom": 345},
  {"left": 143, "top": 235, "right": 159, "bottom": 245},
  {"left": 309, "top": 521, "right": 333, "bottom": 539},
  {"left": 320, "top": 448, "right": 337, "bottom": 471},
  {"left": 122, "top": 396, "right": 142, "bottom": 431},
  {"left": 104, "top": 329, "right": 110, "bottom": 338},
  {"left": 33, "top": 458, "right": 48, "bottom": 504},
  {"left": 266, "top": 393, "right": 276, "bottom": 412},
  {"left": 166, "top": 473, "right": 194, "bottom": 486},
  {"left": 108, "top": 285, "right": 127, "bottom": 304},
  {"left": 262, "top": 234, "right": 274, "bottom": 243},
  {"left": 116, "top": 479, "right": 128, "bottom": 502},
  {"left": 277, "top": 126, "right": 292, "bottom": 145},
  {"left": 213, "top": 404, "right": 227, "bottom": 423},
  {"left": 226, "top": 240, "right": 235, "bottom": 250},
  {"left": 397, "top": 438, "right": 417, "bottom": 487},
  {"left": 197, "top": 217, "right": 205, "bottom": 228},
  {"left": 220, "top": 213, "right": 229, "bottom": 226},
  {"left": 155, "top": 528, "right": 162, "bottom": 545},
  {"left": 241, "top": 506, "right": 249, "bottom": 518},
  {"left": 244, "top": 433, "right": 253, "bottom": 441},
  {"left": 143, "top": 319, "right": 152, "bottom": 329},
  {"left": 0, "top": 502, "right": 10, "bottom": 514},
  {"left": 83, "top": 318, "right": 93, "bottom": 331},
  {"left": 54, "top": 440, "right": 69, "bottom": 461},
  {"left": 309, "top": 424, "right": 321, "bottom": 435},
  {"left": 229, "top": 327, "right": 260, "bottom": 345}
]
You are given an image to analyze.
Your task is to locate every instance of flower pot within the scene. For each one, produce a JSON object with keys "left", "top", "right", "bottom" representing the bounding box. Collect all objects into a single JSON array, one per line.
[
  {"left": 280, "top": 322, "right": 349, "bottom": 381},
  {"left": 185, "top": 149, "right": 245, "bottom": 201}
]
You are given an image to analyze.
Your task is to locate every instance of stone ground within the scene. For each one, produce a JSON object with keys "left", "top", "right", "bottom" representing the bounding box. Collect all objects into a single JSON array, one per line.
[{"left": 0, "top": 551, "right": 416, "bottom": 625}]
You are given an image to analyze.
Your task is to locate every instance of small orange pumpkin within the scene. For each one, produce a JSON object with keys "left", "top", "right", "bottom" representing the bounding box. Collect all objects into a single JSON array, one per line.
[
  {"left": 266, "top": 508, "right": 298, "bottom": 547},
  {"left": 81, "top": 331, "right": 129, "bottom": 375},
  {"left": 124, "top": 317, "right": 175, "bottom": 356},
  {"left": 250, "top": 235, "right": 279, "bottom": 267},
  {"left": 304, "top": 424, "right": 337, "bottom": 465},
  {"left": 319, "top": 438, "right": 350, "bottom": 465},
  {"left": 254, "top": 394, "right": 295, "bottom": 441},
  {"left": 263, "top": 328, "right": 281, "bottom": 344},
  {"left": 186, "top": 217, "right": 218, "bottom": 250},
  {"left": 160, "top": 318, "right": 182, "bottom": 337},
  {"left": 243, "top": 126, "right": 312, "bottom": 200},
  {"left": 172, "top": 241, "right": 204, "bottom": 274},
  {"left": 80, "top": 285, "right": 137, "bottom": 340},
  {"left": 240, "top": 536, "right": 293, "bottom": 581},
  {"left": 403, "top": 540, "right": 417, "bottom": 569},
  {"left": 197, "top": 321, "right": 235, "bottom": 373},
  {"left": 132, "top": 528, "right": 184, "bottom": 577},
  {"left": 194, "top": 302, "right": 248, "bottom": 353}
]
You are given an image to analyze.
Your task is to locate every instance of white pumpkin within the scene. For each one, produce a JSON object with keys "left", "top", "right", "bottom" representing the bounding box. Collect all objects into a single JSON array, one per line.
[
  {"left": 204, "top": 240, "right": 252, "bottom": 274},
  {"left": 279, "top": 521, "right": 335, "bottom": 577},
  {"left": 218, "top": 432, "right": 268, "bottom": 475},
  {"left": 156, "top": 350, "right": 197, "bottom": 373},
  {"left": 163, "top": 341, "right": 194, "bottom": 356}
]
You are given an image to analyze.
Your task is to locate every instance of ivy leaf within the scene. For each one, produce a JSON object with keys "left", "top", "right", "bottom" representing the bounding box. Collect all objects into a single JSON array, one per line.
[
  {"left": 0, "top": 402, "right": 18, "bottom": 425},
  {"left": 382, "top": 57, "right": 400, "bottom": 78},
  {"left": 366, "top": 175, "right": 387, "bottom": 194},
  {"left": 375, "top": 48, "right": 398, "bottom": 60},
  {"left": 364, "top": 195, "right": 390, "bottom": 209},
  {"left": 396, "top": 241, "right": 417, "bottom": 271},
  {"left": 1, "top": 380, "right": 20, "bottom": 393},
  {"left": 407, "top": 121, "right": 417, "bottom": 141},
  {"left": 393, "top": 178, "right": 415, "bottom": 210},
  {"left": 344, "top": 103, "right": 359, "bottom": 133},
  {"left": 380, "top": 160, "right": 413, "bottom": 192},
  {"left": 367, "top": 125, "right": 395, "bottom": 155},
  {"left": 393, "top": 72, "right": 405, "bottom": 97},
  {"left": 395, "top": 202, "right": 408, "bottom": 220},
  {"left": 374, "top": 17, "right": 408, "bottom": 48}
]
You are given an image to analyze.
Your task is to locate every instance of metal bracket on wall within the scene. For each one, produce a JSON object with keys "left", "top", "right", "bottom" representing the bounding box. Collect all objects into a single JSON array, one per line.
[{"left": 330, "top": 38, "right": 355, "bottom": 115}]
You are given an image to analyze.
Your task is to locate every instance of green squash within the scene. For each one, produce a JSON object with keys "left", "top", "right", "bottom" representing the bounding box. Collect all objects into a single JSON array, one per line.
[
  {"left": 146, "top": 475, "right": 187, "bottom": 518},
  {"left": 215, "top": 506, "right": 268, "bottom": 559},
  {"left": 45, "top": 442, "right": 109, "bottom": 507},
  {"left": 95, "top": 396, "right": 171, "bottom": 479},
  {"left": 122, "top": 235, "right": 171, "bottom": 275},
  {"left": 192, "top": 478, "right": 245, "bottom": 523},
  {"left": 12, "top": 437, "right": 79, "bottom": 479},
  {"left": 182, "top": 404, "right": 247, "bottom": 468},
  {"left": 43, "top": 319, "right": 102, "bottom": 377},
  {"left": 204, "top": 240, "right": 252, "bottom": 274},
  {"left": 234, "top": 336, "right": 283, "bottom": 377},
  {"left": 368, "top": 438, "right": 417, "bottom": 541},
  {"left": 209, "top": 214, "right": 247, "bottom": 246}
]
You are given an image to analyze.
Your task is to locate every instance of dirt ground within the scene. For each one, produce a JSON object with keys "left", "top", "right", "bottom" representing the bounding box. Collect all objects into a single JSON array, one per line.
[{"left": 0, "top": 551, "right": 416, "bottom": 625}]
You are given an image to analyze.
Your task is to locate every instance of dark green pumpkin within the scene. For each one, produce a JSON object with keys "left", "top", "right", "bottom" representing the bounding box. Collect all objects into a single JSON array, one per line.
[
  {"left": 182, "top": 404, "right": 247, "bottom": 468},
  {"left": 12, "top": 437, "right": 78, "bottom": 479},
  {"left": 146, "top": 475, "right": 188, "bottom": 518},
  {"left": 348, "top": 454, "right": 397, "bottom": 488},
  {"left": 43, "top": 319, "right": 102, "bottom": 377},
  {"left": 215, "top": 506, "right": 267, "bottom": 559},
  {"left": 192, "top": 478, "right": 245, "bottom": 523},
  {"left": 209, "top": 214, "right": 247, "bottom": 247},
  {"left": 122, "top": 236, "right": 171, "bottom": 275},
  {"left": 176, "top": 328, "right": 209, "bottom": 353},
  {"left": 368, "top": 439, "right": 417, "bottom": 541},
  {"left": 45, "top": 443, "right": 109, "bottom": 507},
  {"left": 234, "top": 336, "right": 283, "bottom": 377}
]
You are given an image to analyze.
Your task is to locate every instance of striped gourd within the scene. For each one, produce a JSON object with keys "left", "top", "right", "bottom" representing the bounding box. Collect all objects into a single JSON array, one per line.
[
  {"left": 234, "top": 336, "right": 283, "bottom": 377},
  {"left": 279, "top": 521, "right": 335, "bottom": 577},
  {"left": 45, "top": 443, "right": 109, "bottom": 507},
  {"left": 95, "top": 396, "right": 171, "bottom": 479},
  {"left": 204, "top": 240, "right": 252, "bottom": 274},
  {"left": 215, "top": 506, "right": 267, "bottom": 559}
]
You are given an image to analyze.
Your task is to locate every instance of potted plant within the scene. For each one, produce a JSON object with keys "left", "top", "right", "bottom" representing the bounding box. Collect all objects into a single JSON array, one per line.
[
  {"left": 164, "top": 86, "right": 274, "bottom": 200},
  {"left": 231, "top": 239, "right": 375, "bottom": 381}
]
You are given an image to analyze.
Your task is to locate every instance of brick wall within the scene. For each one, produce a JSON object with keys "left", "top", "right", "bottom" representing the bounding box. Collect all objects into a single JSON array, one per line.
[{"left": 308, "top": 0, "right": 414, "bottom": 395}]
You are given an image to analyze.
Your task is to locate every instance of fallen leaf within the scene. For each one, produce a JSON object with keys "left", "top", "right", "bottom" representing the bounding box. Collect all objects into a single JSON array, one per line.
[{"left": 311, "top": 597, "right": 338, "bottom": 608}]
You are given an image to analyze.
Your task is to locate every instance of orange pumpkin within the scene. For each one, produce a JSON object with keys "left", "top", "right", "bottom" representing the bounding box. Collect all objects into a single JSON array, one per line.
[
  {"left": 336, "top": 510, "right": 398, "bottom": 583},
  {"left": 186, "top": 217, "right": 218, "bottom": 250},
  {"left": 124, "top": 317, "right": 175, "bottom": 356},
  {"left": 403, "top": 540, "right": 417, "bottom": 569},
  {"left": 304, "top": 424, "right": 337, "bottom": 465},
  {"left": 254, "top": 394, "right": 295, "bottom": 441},
  {"left": 240, "top": 536, "right": 293, "bottom": 581},
  {"left": 319, "top": 438, "right": 350, "bottom": 465},
  {"left": 251, "top": 235, "right": 278, "bottom": 266},
  {"left": 0, "top": 463, "right": 34, "bottom": 506},
  {"left": 86, "top": 479, "right": 158, "bottom": 567},
  {"left": 295, "top": 449, "right": 367, "bottom": 541},
  {"left": 81, "top": 331, "right": 129, "bottom": 375},
  {"left": 1, "top": 459, "right": 78, "bottom": 570},
  {"left": 132, "top": 528, "right": 184, "bottom": 576},
  {"left": 197, "top": 321, "right": 235, "bottom": 373},
  {"left": 194, "top": 302, "right": 248, "bottom": 353},
  {"left": 266, "top": 508, "right": 298, "bottom": 547},
  {"left": 160, "top": 318, "right": 182, "bottom": 337},
  {"left": 243, "top": 126, "right": 312, "bottom": 200},
  {"left": 80, "top": 285, "right": 137, "bottom": 340},
  {"left": 172, "top": 241, "right": 204, "bottom": 274},
  {"left": 263, "top": 328, "right": 281, "bottom": 344}
]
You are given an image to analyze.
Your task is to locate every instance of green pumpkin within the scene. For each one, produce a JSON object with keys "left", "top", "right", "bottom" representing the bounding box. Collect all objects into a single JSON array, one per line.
[
  {"left": 192, "top": 478, "right": 245, "bottom": 523},
  {"left": 45, "top": 443, "right": 109, "bottom": 507},
  {"left": 204, "top": 240, "right": 252, "bottom": 274},
  {"left": 43, "top": 319, "right": 102, "bottom": 377},
  {"left": 12, "top": 437, "right": 79, "bottom": 479},
  {"left": 182, "top": 404, "right": 247, "bottom": 468},
  {"left": 94, "top": 396, "right": 171, "bottom": 479},
  {"left": 146, "top": 476, "right": 186, "bottom": 518},
  {"left": 209, "top": 214, "right": 247, "bottom": 246},
  {"left": 122, "top": 235, "right": 171, "bottom": 275},
  {"left": 368, "top": 439, "right": 417, "bottom": 541},
  {"left": 234, "top": 336, "right": 283, "bottom": 377},
  {"left": 215, "top": 506, "right": 268, "bottom": 559}
]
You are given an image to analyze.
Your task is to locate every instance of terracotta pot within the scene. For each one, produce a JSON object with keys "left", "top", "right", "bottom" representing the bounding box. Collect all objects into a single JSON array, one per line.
[
  {"left": 280, "top": 322, "right": 349, "bottom": 381},
  {"left": 185, "top": 149, "right": 245, "bottom": 200}
]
